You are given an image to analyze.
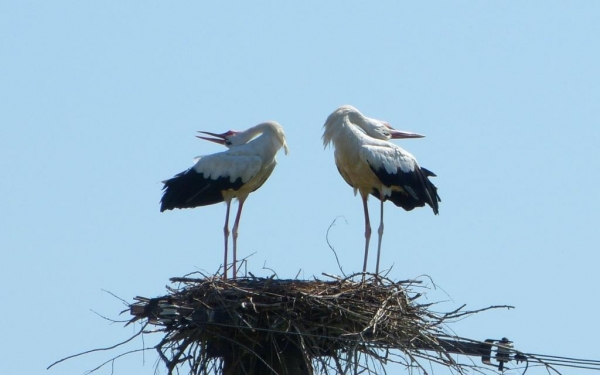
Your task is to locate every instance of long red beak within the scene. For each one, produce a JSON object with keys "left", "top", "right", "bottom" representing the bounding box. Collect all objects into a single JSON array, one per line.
[
  {"left": 385, "top": 124, "right": 425, "bottom": 139},
  {"left": 196, "top": 130, "right": 239, "bottom": 145}
]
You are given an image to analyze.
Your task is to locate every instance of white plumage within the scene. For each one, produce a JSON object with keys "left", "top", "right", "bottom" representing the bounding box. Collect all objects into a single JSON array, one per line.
[
  {"left": 161, "top": 121, "right": 288, "bottom": 279},
  {"left": 322, "top": 105, "right": 440, "bottom": 277}
]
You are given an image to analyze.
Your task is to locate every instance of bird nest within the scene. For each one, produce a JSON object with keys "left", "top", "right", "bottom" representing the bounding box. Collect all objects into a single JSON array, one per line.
[{"left": 128, "top": 272, "right": 510, "bottom": 375}]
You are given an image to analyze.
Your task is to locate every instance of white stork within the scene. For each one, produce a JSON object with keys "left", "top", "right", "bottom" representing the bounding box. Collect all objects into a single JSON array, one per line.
[
  {"left": 322, "top": 105, "right": 440, "bottom": 277},
  {"left": 161, "top": 121, "right": 289, "bottom": 279}
]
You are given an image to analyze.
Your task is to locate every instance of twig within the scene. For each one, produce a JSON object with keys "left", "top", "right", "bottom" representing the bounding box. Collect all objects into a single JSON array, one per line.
[
  {"left": 47, "top": 322, "right": 148, "bottom": 370},
  {"left": 325, "top": 216, "right": 348, "bottom": 277}
]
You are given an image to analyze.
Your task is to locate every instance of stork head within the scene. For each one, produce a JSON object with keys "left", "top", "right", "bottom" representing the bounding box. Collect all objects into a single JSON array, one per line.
[
  {"left": 196, "top": 130, "right": 241, "bottom": 148},
  {"left": 324, "top": 105, "right": 426, "bottom": 142}
]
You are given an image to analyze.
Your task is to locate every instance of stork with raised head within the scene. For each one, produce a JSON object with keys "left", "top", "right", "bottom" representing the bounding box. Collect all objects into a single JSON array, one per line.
[
  {"left": 322, "top": 105, "right": 440, "bottom": 277},
  {"left": 161, "top": 121, "right": 289, "bottom": 279}
]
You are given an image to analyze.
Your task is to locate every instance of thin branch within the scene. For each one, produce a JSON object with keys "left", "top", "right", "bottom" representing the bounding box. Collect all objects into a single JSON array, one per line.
[
  {"left": 47, "top": 322, "right": 148, "bottom": 370},
  {"left": 101, "top": 289, "right": 130, "bottom": 307},
  {"left": 325, "top": 216, "right": 348, "bottom": 277}
]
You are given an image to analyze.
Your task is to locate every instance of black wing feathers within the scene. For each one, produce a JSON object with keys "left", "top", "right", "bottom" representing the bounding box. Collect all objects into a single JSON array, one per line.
[
  {"left": 368, "top": 163, "right": 441, "bottom": 215},
  {"left": 160, "top": 168, "right": 244, "bottom": 212}
]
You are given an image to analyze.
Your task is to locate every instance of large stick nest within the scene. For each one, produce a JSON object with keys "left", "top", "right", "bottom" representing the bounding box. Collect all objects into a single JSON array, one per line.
[{"left": 129, "top": 272, "right": 510, "bottom": 374}]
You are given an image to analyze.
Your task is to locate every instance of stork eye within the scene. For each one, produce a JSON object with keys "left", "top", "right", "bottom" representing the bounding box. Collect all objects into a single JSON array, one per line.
[{"left": 225, "top": 141, "right": 232, "bottom": 146}]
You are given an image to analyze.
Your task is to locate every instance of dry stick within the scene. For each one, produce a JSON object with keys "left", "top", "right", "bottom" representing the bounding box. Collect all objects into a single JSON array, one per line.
[
  {"left": 90, "top": 309, "right": 129, "bottom": 324},
  {"left": 47, "top": 322, "right": 148, "bottom": 370},
  {"left": 325, "top": 216, "right": 348, "bottom": 277},
  {"left": 82, "top": 348, "right": 151, "bottom": 375},
  {"left": 101, "top": 289, "right": 130, "bottom": 307}
]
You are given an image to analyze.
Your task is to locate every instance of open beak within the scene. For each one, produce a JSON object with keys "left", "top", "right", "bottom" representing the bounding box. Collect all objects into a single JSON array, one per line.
[
  {"left": 385, "top": 124, "right": 425, "bottom": 139},
  {"left": 196, "top": 130, "right": 239, "bottom": 145}
]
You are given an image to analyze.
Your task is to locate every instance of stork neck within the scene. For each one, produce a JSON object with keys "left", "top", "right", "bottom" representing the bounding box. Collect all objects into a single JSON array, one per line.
[{"left": 256, "top": 131, "right": 282, "bottom": 157}]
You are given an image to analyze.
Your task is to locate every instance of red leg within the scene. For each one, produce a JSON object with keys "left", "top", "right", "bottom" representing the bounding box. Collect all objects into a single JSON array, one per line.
[
  {"left": 222, "top": 198, "right": 232, "bottom": 280},
  {"left": 375, "top": 190, "right": 385, "bottom": 276},
  {"left": 361, "top": 192, "right": 371, "bottom": 280},
  {"left": 231, "top": 197, "right": 246, "bottom": 279}
]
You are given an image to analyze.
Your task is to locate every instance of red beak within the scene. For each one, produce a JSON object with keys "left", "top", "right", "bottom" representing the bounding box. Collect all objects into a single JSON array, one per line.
[
  {"left": 196, "top": 130, "right": 239, "bottom": 145},
  {"left": 384, "top": 124, "right": 425, "bottom": 139}
]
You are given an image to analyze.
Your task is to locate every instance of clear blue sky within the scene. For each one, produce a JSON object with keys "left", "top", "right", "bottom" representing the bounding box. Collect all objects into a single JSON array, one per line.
[{"left": 2, "top": 2, "right": 599, "bottom": 374}]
